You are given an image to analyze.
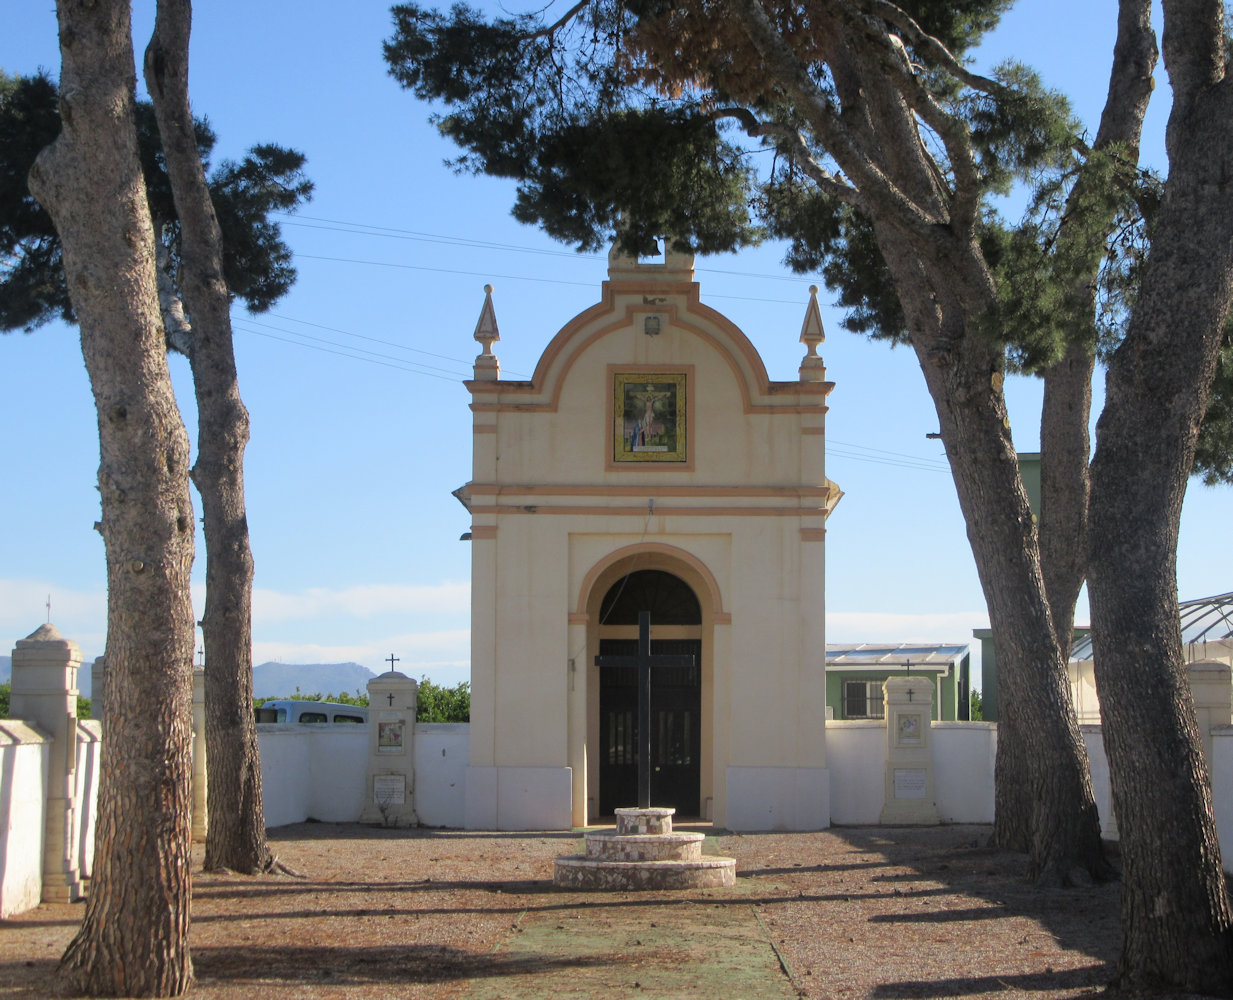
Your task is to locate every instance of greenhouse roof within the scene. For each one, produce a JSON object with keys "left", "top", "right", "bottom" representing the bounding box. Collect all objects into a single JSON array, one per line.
[
  {"left": 1069, "top": 591, "right": 1233, "bottom": 661},
  {"left": 825, "top": 642, "right": 968, "bottom": 670}
]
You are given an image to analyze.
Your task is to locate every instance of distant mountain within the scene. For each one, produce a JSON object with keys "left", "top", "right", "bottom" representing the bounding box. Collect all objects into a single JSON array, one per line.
[
  {"left": 2, "top": 655, "right": 374, "bottom": 703},
  {"left": 252, "top": 661, "right": 377, "bottom": 700}
]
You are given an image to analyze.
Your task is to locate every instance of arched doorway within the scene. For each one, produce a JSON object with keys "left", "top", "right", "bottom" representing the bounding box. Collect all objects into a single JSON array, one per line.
[{"left": 596, "top": 569, "right": 702, "bottom": 816}]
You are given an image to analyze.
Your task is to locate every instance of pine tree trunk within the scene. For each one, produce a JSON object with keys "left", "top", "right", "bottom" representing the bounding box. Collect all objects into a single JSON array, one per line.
[
  {"left": 908, "top": 311, "right": 1107, "bottom": 885},
  {"left": 144, "top": 0, "right": 272, "bottom": 874},
  {"left": 28, "top": 1, "right": 196, "bottom": 994},
  {"left": 1087, "top": 10, "right": 1233, "bottom": 982},
  {"left": 991, "top": 706, "right": 1032, "bottom": 853},
  {"left": 1038, "top": 341, "right": 1094, "bottom": 662},
  {"left": 872, "top": 234, "right": 1108, "bottom": 885},
  {"left": 1038, "top": 0, "right": 1154, "bottom": 665}
]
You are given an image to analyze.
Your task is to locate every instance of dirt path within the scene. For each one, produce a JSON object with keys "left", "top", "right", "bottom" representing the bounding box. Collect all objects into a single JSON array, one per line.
[{"left": 461, "top": 889, "right": 796, "bottom": 999}]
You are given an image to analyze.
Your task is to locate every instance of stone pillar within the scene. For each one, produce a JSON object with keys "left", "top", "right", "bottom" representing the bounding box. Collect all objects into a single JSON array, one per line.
[
  {"left": 879, "top": 675, "right": 940, "bottom": 826},
  {"left": 1188, "top": 660, "right": 1232, "bottom": 769},
  {"left": 191, "top": 667, "right": 208, "bottom": 843},
  {"left": 360, "top": 671, "right": 419, "bottom": 827},
  {"left": 10, "top": 624, "right": 85, "bottom": 901}
]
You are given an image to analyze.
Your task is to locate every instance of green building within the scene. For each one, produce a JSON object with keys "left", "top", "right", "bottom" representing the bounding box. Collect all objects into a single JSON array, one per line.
[{"left": 825, "top": 643, "right": 972, "bottom": 721}]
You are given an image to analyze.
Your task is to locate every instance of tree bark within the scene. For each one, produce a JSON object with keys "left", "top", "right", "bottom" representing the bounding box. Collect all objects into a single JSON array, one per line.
[
  {"left": 1038, "top": 342, "right": 1093, "bottom": 661},
  {"left": 813, "top": 19, "right": 1109, "bottom": 884},
  {"left": 1038, "top": 0, "right": 1156, "bottom": 665},
  {"left": 1087, "top": 2, "right": 1233, "bottom": 986},
  {"left": 144, "top": 0, "right": 272, "bottom": 873},
  {"left": 884, "top": 247, "right": 1107, "bottom": 885},
  {"left": 28, "top": 0, "right": 196, "bottom": 994}
]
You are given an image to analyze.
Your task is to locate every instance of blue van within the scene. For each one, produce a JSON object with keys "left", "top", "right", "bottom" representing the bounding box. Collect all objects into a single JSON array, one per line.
[{"left": 257, "top": 700, "right": 368, "bottom": 725}]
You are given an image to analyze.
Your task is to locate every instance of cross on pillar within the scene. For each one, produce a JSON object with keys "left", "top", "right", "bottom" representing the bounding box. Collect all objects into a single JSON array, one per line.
[
  {"left": 595, "top": 611, "right": 695, "bottom": 809},
  {"left": 386, "top": 653, "right": 400, "bottom": 671}
]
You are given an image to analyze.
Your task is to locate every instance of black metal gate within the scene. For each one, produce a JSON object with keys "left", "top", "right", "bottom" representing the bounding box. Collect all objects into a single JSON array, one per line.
[{"left": 598, "top": 637, "right": 701, "bottom": 816}]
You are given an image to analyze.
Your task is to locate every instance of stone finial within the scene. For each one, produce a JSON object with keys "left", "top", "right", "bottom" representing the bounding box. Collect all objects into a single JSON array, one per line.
[
  {"left": 472, "top": 284, "right": 501, "bottom": 381},
  {"left": 799, "top": 285, "right": 827, "bottom": 382}
]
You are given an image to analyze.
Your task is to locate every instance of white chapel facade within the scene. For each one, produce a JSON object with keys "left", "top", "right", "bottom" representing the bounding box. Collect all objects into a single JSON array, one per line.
[{"left": 456, "top": 245, "right": 841, "bottom": 831}]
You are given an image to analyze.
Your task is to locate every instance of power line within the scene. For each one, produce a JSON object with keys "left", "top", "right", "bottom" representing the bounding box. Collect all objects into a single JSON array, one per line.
[
  {"left": 256, "top": 311, "right": 534, "bottom": 379},
  {"left": 235, "top": 318, "right": 949, "bottom": 474},
  {"left": 829, "top": 438, "right": 951, "bottom": 471},
  {"left": 296, "top": 252, "right": 811, "bottom": 307},
  {"left": 255, "top": 215, "right": 948, "bottom": 474},
  {"left": 279, "top": 216, "right": 595, "bottom": 260},
  {"left": 232, "top": 321, "right": 463, "bottom": 381},
  {"left": 295, "top": 253, "right": 599, "bottom": 290},
  {"left": 240, "top": 320, "right": 466, "bottom": 379},
  {"left": 277, "top": 212, "right": 814, "bottom": 284},
  {"left": 827, "top": 446, "right": 950, "bottom": 474}
]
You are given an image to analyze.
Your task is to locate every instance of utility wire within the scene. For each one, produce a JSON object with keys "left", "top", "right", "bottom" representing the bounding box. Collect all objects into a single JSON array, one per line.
[
  {"left": 235, "top": 313, "right": 950, "bottom": 474},
  {"left": 256, "top": 214, "right": 949, "bottom": 474},
  {"left": 246, "top": 311, "right": 533, "bottom": 379},
  {"left": 232, "top": 321, "right": 463, "bottom": 381},
  {"left": 295, "top": 252, "right": 806, "bottom": 306},
  {"left": 277, "top": 212, "right": 814, "bottom": 284}
]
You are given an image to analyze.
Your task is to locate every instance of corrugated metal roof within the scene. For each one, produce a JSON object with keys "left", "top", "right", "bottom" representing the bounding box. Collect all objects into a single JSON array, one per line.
[
  {"left": 825, "top": 642, "right": 968, "bottom": 669},
  {"left": 1069, "top": 591, "right": 1233, "bottom": 661}
]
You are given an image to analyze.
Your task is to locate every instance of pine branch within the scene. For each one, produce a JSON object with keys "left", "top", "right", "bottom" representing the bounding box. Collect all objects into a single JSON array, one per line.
[
  {"left": 714, "top": 105, "right": 862, "bottom": 207},
  {"left": 729, "top": 0, "right": 946, "bottom": 238}
]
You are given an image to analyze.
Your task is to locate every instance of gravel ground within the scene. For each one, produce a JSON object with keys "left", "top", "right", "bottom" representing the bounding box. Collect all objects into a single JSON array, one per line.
[{"left": 0, "top": 822, "right": 1218, "bottom": 1000}]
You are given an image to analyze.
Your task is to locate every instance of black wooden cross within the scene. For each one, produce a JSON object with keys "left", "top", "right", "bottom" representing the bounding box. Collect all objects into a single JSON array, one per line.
[{"left": 594, "top": 611, "right": 695, "bottom": 809}]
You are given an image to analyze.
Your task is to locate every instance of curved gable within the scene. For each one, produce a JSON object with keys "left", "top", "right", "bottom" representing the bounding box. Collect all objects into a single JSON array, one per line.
[{"left": 468, "top": 247, "right": 831, "bottom": 415}]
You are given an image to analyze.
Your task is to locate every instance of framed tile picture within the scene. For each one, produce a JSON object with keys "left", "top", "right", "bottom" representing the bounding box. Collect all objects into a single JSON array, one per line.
[{"left": 612, "top": 371, "right": 687, "bottom": 463}]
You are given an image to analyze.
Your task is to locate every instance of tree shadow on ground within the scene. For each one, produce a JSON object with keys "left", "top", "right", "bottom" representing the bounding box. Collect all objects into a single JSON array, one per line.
[
  {"left": 737, "top": 824, "right": 1121, "bottom": 999},
  {"left": 191, "top": 943, "right": 611, "bottom": 987},
  {"left": 267, "top": 822, "right": 581, "bottom": 843}
]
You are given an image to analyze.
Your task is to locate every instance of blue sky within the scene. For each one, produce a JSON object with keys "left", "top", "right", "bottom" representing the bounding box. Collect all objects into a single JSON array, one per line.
[{"left": 2, "top": 1, "right": 1227, "bottom": 689}]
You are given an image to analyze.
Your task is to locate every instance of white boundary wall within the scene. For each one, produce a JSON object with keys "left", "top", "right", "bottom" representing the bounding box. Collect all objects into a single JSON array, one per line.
[
  {"left": 0, "top": 721, "right": 50, "bottom": 918},
  {"left": 5, "top": 717, "right": 1233, "bottom": 918},
  {"left": 255, "top": 723, "right": 469, "bottom": 829},
  {"left": 74, "top": 721, "right": 102, "bottom": 881}
]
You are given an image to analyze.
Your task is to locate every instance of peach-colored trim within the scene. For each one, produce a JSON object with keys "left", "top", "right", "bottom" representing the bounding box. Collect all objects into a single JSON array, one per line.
[
  {"left": 464, "top": 278, "right": 831, "bottom": 416},
  {"left": 568, "top": 612, "right": 589, "bottom": 625},
  {"left": 470, "top": 504, "right": 828, "bottom": 517},
  {"left": 605, "top": 364, "right": 695, "bottom": 472},
  {"left": 469, "top": 525, "right": 498, "bottom": 539},
  {"left": 470, "top": 397, "right": 829, "bottom": 415},
  {"left": 800, "top": 527, "right": 827, "bottom": 541},
  {"left": 466, "top": 380, "right": 533, "bottom": 394},
  {"left": 466, "top": 483, "right": 832, "bottom": 498},
  {"left": 574, "top": 542, "right": 727, "bottom": 618}
]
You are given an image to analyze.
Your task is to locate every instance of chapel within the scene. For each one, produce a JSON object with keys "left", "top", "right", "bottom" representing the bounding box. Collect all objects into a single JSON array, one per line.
[{"left": 455, "top": 244, "right": 841, "bottom": 831}]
